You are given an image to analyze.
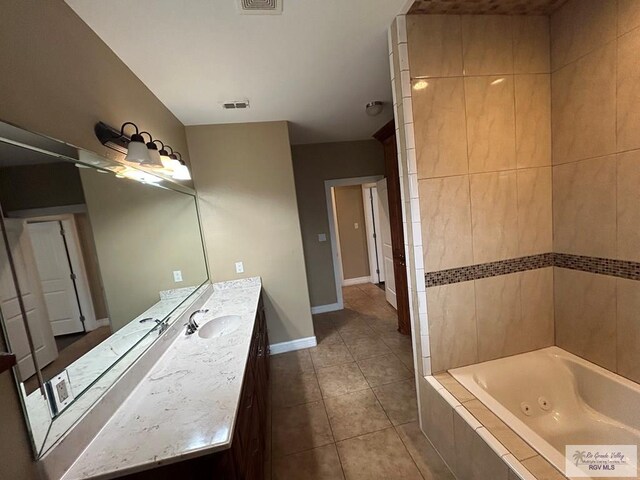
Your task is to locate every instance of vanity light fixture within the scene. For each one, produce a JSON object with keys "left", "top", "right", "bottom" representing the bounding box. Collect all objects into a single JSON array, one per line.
[
  {"left": 94, "top": 121, "right": 190, "bottom": 180},
  {"left": 139, "top": 132, "right": 164, "bottom": 168},
  {"left": 171, "top": 152, "right": 192, "bottom": 181},
  {"left": 119, "top": 122, "right": 151, "bottom": 164}
]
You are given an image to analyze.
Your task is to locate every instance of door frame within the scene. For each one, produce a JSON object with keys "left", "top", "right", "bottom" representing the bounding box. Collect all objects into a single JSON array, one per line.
[
  {"left": 25, "top": 214, "right": 100, "bottom": 332},
  {"left": 324, "top": 175, "right": 383, "bottom": 310}
]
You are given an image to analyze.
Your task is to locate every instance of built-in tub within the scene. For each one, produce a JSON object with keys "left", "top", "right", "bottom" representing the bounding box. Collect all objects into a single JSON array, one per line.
[{"left": 450, "top": 347, "right": 640, "bottom": 476}]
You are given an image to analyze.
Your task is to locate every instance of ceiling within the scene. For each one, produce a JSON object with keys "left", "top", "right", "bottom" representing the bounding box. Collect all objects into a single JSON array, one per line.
[
  {"left": 409, "top": 0, "right": 566, "bottom": 15},
  {"left": 65, "top": 0, "right": 406, "bottom": 145}
]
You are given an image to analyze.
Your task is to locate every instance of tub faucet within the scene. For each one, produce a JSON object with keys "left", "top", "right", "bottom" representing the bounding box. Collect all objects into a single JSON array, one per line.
[{"left": 185, "top": 309, "right": 209, "bottom": 335}]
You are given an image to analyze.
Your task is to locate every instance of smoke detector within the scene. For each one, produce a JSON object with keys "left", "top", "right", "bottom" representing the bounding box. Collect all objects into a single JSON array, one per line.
[
  {"left": 237, "top": 0, "right": 283, "bottom": 14},
  {"left": 223, "top": 100, "right": 250, "bottom": 110}
]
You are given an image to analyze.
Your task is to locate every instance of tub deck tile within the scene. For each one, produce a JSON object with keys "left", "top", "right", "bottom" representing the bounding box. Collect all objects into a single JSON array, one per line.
[
  {"left": 434, "top": 372, "right": 475, "bottom": 403},
  {"left": 462, "top": 400, "right": 538, "bottom": 461},
  {"left": 521, "top": 455, "right": 566, "bottom": 480}
]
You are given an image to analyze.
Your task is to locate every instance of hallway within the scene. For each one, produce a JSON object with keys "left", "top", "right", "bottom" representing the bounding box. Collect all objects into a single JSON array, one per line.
[{"left": 265, "top": 284, "right": 454, "bottom": 479}]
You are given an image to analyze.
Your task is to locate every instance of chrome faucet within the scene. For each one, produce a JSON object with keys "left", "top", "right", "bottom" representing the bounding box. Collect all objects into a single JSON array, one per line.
[{"left": 185, "top": 309, "right": 209, "bottom": 335}]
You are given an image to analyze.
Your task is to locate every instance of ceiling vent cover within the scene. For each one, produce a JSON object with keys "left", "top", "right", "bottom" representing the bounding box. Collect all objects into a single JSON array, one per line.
[
  {"left": 223, "top": 100, "right": 250, "bottom": 109},
  {"left": 237, "top": 0, "right": 282, "bottom": 14}
]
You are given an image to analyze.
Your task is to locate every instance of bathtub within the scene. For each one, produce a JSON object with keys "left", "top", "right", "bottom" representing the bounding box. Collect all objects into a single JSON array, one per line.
[{"left": 450, "top": 347, "right": 640, "bottom": 477}]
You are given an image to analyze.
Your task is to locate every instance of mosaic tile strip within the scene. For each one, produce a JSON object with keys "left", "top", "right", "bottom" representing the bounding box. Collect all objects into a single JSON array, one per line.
[
  {"left": 425, "top": 253, "right": 640, "bottom": 287},
  {"left": 408, "top": 0, "right": 567, "bottom": 15},
  {"left": 425, "top": 253, "right": 554, "bottom": 287},
  {"left": 554, "top": 253, "right": 640, "bottom": 281}
]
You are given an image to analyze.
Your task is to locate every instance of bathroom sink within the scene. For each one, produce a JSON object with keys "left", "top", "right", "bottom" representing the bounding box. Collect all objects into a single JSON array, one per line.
[{"left": 198, "top": 315, "right": 241, "bottom": 339}]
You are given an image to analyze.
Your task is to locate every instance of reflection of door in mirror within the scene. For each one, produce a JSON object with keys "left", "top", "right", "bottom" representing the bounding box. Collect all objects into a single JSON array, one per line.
[
  {"left": 28, "top": 221, "right": 86, "bottom": 336},
  {"left": 28, "top": 215, "right": 96, "bottom": 336},
  {"left": 0, "top": 218, "right": 58, "bottom": 380}
]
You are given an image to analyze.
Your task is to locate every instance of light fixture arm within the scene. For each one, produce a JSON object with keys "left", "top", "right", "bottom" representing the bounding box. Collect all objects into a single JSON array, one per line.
[
  {"left": 139, "top": 131, "right": 153, "bottom": 143},
  {"left": 118, "top": 121, "right": 140, "bottom": 138}
]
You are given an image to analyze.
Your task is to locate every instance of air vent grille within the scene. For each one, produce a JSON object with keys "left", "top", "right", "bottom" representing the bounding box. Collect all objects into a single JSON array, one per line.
[
  {"left": 237, "top": 0, "right": 282, "bottom": 14},
  {"left": 223, "top": 100, "right": 250, "bottom": 110}
]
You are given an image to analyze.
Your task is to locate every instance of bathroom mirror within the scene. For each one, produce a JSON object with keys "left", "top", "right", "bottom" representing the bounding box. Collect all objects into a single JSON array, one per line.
[{"left": 0, "top": 121, "right": 209, "bottom": 457}]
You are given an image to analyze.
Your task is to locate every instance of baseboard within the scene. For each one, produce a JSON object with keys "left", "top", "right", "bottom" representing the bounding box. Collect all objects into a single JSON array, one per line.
[
  {"left": 342, "top": 276, "right": 370, "bottom": 286},
  {"left": 310, "top": 303, "right": 342, "bottom": 314},
  {"left": 270, "top": 336, "right": 317, "bottom": 355},
  {"left": 95, "top": 318, "right": 110, "bottom": 327}
]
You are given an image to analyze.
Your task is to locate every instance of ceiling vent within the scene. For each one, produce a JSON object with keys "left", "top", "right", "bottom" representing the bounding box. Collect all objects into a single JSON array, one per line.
[
  {"left": 223, "top": 100, "right": 250, "bottom": 110},
  {"left": 237, "top": 0, "right": 282, "bottom": 14}
]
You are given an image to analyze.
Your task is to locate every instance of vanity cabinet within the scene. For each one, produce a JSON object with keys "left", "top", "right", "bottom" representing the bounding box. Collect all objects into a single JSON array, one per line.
[{"left": 123, "top": 295, "right": 269, "bottom": 480}]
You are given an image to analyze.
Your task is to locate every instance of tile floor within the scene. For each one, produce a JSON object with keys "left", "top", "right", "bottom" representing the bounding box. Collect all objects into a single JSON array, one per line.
[{"left": 265, "top": 284, "right": 455, "bottom": 480}]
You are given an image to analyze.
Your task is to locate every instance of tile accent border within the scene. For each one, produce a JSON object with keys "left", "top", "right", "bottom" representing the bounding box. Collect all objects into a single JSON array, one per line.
[
  {"left": 425, "top": 253, "right": 640, "bottom": 287},
  {"left": 554, "top": 253, "right": 640, "bottom": 281},
  {"left": 425, "top": 253, "right": 554, "bottom": 287}
]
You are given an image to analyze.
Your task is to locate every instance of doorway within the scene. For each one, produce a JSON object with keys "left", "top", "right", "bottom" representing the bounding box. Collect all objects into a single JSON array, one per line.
[{"left": 325, "top": 175, "right": 399, "bottom": 311}]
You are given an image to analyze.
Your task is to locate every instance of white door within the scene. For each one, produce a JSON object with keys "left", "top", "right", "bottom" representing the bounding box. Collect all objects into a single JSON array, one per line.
[
  {"left": 27, "top": 221, "right": 85, "bottom": 336},
  {"left": 0, "top": 219, "right": 58, "bottom": 380},
  {"left": 362, "top": 185, "right": 385, "bottom": 284},
  {"left": 375, "top": 179, "right": 397, "bottom": 309}
]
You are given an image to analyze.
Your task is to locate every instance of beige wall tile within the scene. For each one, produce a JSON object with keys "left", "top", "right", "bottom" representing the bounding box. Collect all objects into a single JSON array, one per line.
[
  {"left": 419, "top": 377, "right": 456, "bottom": 472},
  {"left": 427, "top": 281, "right": 478, "bottom": 372},
  {"left": 454, "top": 413, "right": 510, "bottom": 480},
  {"left": 420, "top": 176, "right": 473, "bottom": 272},
  {"left": 475, "top": 273, "right": 522, "bottom": 362},
  {"left": 407, "top": 15, "right": 463, "bottom": 78},
  {"left": 617, "top": 27, "right": 640, "bottom": 152},
  {"left": 551, "top": 42, "right": 616, "bottom": 164},
  {"left": 550, "top": 0, "right": 616, "bottom": 70},
  {"left": 554, "top": 268, "right": 617, "bottom": 371},
  {"left": 470, "top": 171, "right": 519, "bottom": 264},
  {"left": 414, "top": 77, "right": 469, "bottom": 179},
  {"left": 553, "top": 156, "right": 616, "bottom": 257},
  {"left": 465, "top": 75, "right": 517, "bottom": 173},
  {"left": 617, "top": 278, "right": 640, "bottom": 383},
  {"left": 461, "top": 15, "right": 513, "bottom": 75},
  {"left": 617, "top": 150, "right": 640, "bottom": 262},
  {"left": 520, "top": 268, "right": 555, "bottom": 351},
  {"left": 517, "top": 167, "right": 552, "bottom": 256},
  {"left": 513, "top": 16, "right": 550, "bottom": 74},
  {"left": 515, "top": 74, "right": 551, "bottom": 169},
  {"left": 618, "top": 0, "right": 640, "bottom": 35}
]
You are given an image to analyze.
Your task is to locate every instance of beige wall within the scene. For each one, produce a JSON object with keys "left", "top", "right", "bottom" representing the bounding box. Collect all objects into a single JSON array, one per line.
[
  {"left": 551, "top": 0, "right": 640, "bottom": 380},
  {"left": 334, "top": 186, "right": 370, "bottom": 280},
  {"left": 186, "top": 121, "right": 314, "bottom": 344},
  {"left": 0, "top": 2, "right": 193, "bottom": 473},
  {"left": 407, "top": 14, "right": 554, "bottom": 373},
  {"left": 80, "top": 169, "right": 207, "bottom": 331},
  {"left": 291, "top": 140, "right": 384, "bottom": 306},
  {"left": 0, "top": 162, "right": 85, "bottom": 212}
]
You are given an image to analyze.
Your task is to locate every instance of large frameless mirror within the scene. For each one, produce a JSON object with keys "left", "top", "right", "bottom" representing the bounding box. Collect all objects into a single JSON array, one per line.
[{"left": 0, "top": 120, "right": 209, "bottom": 457}]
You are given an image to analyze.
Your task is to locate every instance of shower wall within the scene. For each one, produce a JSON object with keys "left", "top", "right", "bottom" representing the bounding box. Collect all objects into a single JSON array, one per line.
[
  {"left": 551, "top": 0, "right": 640, "bottom": 382},
  {"left": 406, "top": 14, "right": 554, "bottom": 372}
]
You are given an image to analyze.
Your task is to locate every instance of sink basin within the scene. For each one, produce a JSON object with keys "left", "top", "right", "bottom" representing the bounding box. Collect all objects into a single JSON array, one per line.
[{"left": 198, "top": 315, "right": 241, "bottom": 339}]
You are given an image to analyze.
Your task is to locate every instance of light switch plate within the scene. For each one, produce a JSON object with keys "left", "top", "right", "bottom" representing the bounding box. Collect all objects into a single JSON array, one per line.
[
  {"left": 235, "top": 261, "right": 244, "bottom": 274},
  {"left": 173, "top": 270, "right": 183, "bottom": 282},
  {"left": 318, "top": 233, "right": 327, "bottom": 242}
]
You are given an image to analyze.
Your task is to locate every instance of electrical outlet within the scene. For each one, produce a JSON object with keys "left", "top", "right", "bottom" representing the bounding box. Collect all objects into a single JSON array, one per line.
[
  {"left": 354, "top": 222, "right": 359, "bottom": 229},
  {"left": 318, "top": 233, "right": 327, "bottom": 242},
  {"left": 173, "top": 270, "right": 183, "bottom": 282},
  {"left": 46, "top": 370, "right": 74, "bottom": 416},
  {"left": 235, "top": 261, "right": 244, "bottom": 274}
]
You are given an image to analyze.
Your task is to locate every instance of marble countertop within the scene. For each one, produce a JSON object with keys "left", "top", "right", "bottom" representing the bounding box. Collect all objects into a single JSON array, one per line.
[
  {"left": 26, "top": 286, "right": 199, "bottom": 454},
  {"left": 60, "top": 277, "right": 262, "bottom": 480}
]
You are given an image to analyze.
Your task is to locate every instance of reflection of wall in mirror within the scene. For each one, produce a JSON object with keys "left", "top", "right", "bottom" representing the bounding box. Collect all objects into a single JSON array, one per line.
[{"left": 79, "top": 169, "right": 207, "bottom": 331}]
